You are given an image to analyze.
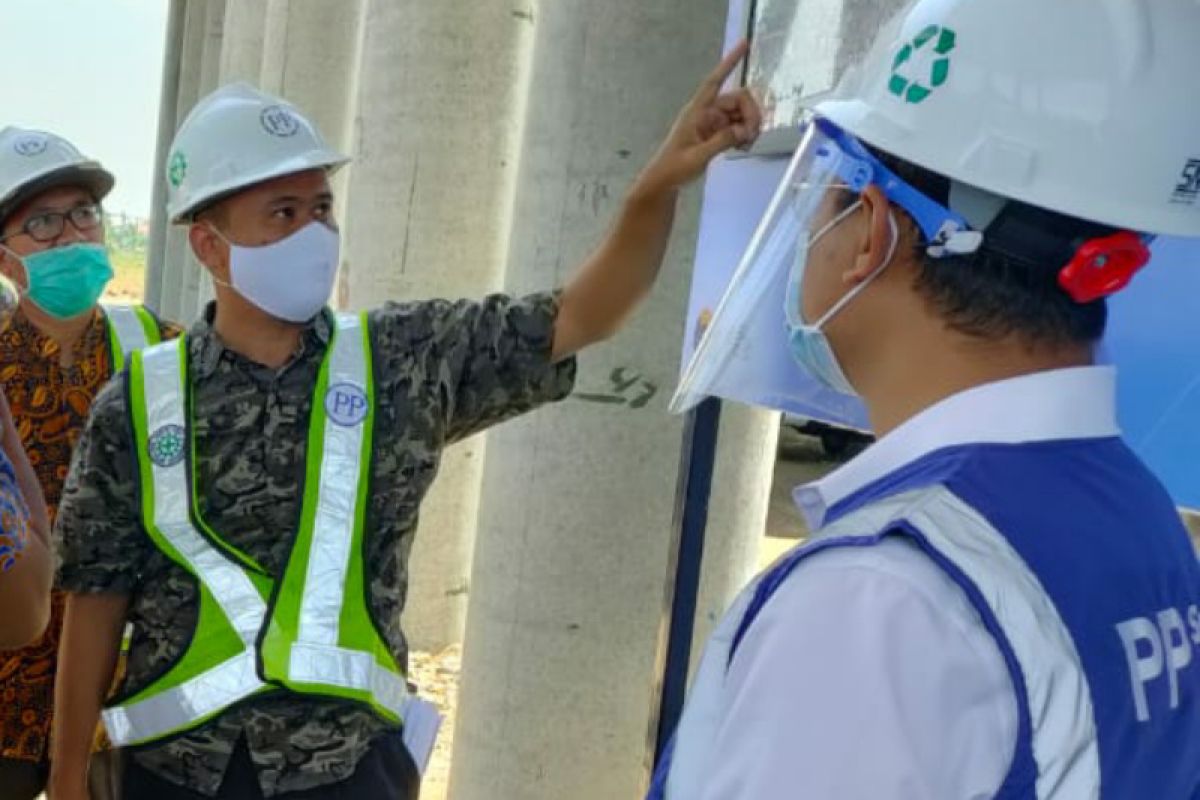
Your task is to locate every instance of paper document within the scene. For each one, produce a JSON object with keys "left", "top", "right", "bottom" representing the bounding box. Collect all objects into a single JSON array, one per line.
[{"left": 402, "top": 696, "right": 444, "bottom": 776}]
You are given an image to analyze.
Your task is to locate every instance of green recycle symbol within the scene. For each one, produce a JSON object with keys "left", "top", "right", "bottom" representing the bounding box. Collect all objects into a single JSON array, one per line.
[
  {"left": 168, "top": 151, "right": 188, "bottom": 188},
  {"left": 889, "top": 25, "right": 957, "bottom": 105}
]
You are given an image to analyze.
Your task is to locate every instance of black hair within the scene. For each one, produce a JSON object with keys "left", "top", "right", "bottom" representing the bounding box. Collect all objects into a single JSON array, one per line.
[{"left": 866, "top": 147, "right": 1110, "bottom": 347}]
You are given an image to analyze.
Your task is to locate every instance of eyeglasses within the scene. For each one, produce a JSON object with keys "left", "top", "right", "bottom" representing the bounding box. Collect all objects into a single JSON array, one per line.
[{"left": 0, "top": 204, "right": 103, "bottom": 244}]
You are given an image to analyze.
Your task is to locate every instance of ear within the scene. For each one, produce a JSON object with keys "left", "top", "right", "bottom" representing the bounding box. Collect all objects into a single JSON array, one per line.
[
  {"left": 0, "top": 250, "right": 24, "bottom": 290},
  {"left": 843, "top": 184, "right": 894, "bottom": 285},
  {"left": 188, "top": 222, "right": 229, "bottom": 280}
]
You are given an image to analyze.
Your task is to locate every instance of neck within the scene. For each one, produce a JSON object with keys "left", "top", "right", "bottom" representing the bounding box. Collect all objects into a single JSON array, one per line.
[
  {"left": 859, "top": 332, "right": 1094, "bottom": 438},
  {"left": 212, "top": 294, "right": 304, "bottom": 370},
  {"left": 19, "top": 299, "right": 95, "bottom": 365}
]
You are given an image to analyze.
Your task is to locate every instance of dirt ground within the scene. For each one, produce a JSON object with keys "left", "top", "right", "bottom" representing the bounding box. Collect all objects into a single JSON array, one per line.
[
  {"left": 102, "top": 251, "right": 146, "bottom": 305},
  {"left": 409, "top": 647, "right": 460, "bottom": 800}
]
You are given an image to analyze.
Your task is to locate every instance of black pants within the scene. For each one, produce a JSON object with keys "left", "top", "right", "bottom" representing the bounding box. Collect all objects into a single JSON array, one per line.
[
  {"left": 122, "top": 734, "right": 420, "bottom": 800},
  {"left": 0, "top": 750, "right": 124, "bottom": 800},
  {"left": 0, "top": 757, "right": 46, "bottom": 800}
]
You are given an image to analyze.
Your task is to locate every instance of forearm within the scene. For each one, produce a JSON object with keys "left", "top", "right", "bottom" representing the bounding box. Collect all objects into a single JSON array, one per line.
[
  {"left": 0, "top": 534, "right": 51, "bottom": 647},
  {"left": 0, "top": 386, "right": 51, "bottom": 647},
  {"left": 50, "top": 593, "right": 127, "bottom": 794},
  {"left": 553, "top": 184, "right": 679, "bottom": 360}
]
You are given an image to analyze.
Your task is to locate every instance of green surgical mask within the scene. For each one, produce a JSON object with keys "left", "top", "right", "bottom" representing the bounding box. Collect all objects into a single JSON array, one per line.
[{"left": 8, "top": 243, "right": 114, "bottom": 319}]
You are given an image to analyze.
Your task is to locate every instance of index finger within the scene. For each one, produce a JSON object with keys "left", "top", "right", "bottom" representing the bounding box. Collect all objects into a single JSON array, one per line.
[{"left": 696, "top": 39, "right": 750, "bottom": 103}]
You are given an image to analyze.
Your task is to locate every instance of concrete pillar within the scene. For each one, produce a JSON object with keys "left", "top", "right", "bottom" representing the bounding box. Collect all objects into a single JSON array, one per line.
[
  {"left": 687, "top": 406, "right": 779, "bottom": 668},
  {"left": 338, "top": 1, "right": 536, "bottom": 651},
  {"left": 259, "top": 0, "right": 364, "bottom": 158},
  {"left": 175, "top": 0, "right": 227, "bottom": 322},
  {"left": 449, "top": 3, "right": 739, "bottom": 798},
  {"left": 257, "top": 0, "right": 366, "bottom": 329},
  {"left": 150, "top": 0, "right": 227, "bottom": 326},
  {"left": 218, "top": 0, "right": 269, "bottom": 84},
  {"left": 144, "top": 0, "right": 188, "bottom": 314},
  {"left": 151, "top": 0, "right": 208, "bottom": 323}
]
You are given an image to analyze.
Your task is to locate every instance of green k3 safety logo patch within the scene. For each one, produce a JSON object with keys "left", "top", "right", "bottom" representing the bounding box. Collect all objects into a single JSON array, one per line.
[
  {"left": 148, "top": 424, "right": 186, "bottom": 468},
  {"left": 168, "top": 151, "right": 188, "bottom": 188},
  {"left": 889, "top": 25, "right": 957, "bottom": 105}
]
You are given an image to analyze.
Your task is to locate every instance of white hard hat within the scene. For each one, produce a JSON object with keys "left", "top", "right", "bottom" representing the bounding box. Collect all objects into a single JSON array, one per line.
[
  {"left": 166, "top": 82, "right": 349, "bottom": 222},
  {"left": 813, "top": 0, "right": 1200, "bottom": 237},
  {"left": 0, "top": 128, "right": 114, "bottom": 227}
]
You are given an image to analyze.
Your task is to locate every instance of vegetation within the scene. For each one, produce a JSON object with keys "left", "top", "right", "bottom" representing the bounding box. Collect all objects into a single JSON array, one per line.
[{"left": 103, "top": 214, "right": 147, "bottom": 302}]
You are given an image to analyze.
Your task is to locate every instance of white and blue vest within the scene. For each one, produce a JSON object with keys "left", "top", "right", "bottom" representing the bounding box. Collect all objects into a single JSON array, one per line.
[{"left": 651, "top": 437, "right": 1200, "bottom": 798}]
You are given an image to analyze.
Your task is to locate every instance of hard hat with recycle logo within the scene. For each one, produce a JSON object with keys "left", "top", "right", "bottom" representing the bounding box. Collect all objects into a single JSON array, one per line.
[
  {"left": 166, "top": 83, "right": 349, "bottom": 223},
  {"left": 672, "top": 0, "right": 1200, "bottom": 414},
  {"left": 815, "top": 0, "right": 1200, "bottom": 237}
]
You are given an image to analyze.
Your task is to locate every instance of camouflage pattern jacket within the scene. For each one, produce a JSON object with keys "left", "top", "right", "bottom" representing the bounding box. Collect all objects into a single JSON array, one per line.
[{"left": 55, "top": 295, "right": 575, "bottom": 797}]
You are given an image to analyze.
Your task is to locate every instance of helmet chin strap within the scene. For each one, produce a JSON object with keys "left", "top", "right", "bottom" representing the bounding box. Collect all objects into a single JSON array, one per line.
[{"left": 812, "top": 210, "right": 901, "bottom": 330}]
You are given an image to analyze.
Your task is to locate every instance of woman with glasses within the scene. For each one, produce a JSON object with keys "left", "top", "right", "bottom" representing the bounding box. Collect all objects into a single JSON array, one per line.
[{"left": 0, "top": 127, "right": 179, "bottom": 800}]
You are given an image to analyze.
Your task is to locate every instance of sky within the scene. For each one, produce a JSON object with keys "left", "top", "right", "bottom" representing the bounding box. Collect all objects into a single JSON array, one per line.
[{"left": 1, "top": 0, "right": 169, "bottom": 219}]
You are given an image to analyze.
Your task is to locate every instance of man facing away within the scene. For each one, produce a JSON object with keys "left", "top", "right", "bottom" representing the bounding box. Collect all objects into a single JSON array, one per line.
[{"left": 656, "top": 1, "right": 1200, "bottom": 797}]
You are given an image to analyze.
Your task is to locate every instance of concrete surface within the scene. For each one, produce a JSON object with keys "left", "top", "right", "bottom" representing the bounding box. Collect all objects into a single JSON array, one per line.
[
  {"left": 448, "top": 3, "right": 730, "bottom": 798},
  {"left": 339, "top": 0, "right": 536, "bottom": 652}
]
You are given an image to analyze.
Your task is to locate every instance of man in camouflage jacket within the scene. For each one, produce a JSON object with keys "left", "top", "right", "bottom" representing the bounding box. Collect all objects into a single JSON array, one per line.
[{"left": 50, "top": 44, "right": 760, "bottom": 800}]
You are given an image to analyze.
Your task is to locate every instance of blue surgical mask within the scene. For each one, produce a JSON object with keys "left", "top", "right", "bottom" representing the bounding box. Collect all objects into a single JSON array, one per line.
[
  {"left": 784, "top": 204, "right": 898, "bottom": 396},
  {"left": 786, "top": 318, "right": 859, "bottom": 396},
  {"left": 6, "top": 243, "right": 114, "bottom": 320}
]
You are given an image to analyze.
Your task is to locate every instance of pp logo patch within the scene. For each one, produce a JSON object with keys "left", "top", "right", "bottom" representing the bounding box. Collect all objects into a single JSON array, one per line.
[
  {"left": 12, "top": 134, "right": 48, "bottom": 157},
  {"left": 260, "top": 106, "right": 300, "bottom": 138},
  {"left": 325, "top": 383, "right": 369, "bottom": 427},
  {"left": 148, "top": 424, "right": 186, "bottom": 468}
]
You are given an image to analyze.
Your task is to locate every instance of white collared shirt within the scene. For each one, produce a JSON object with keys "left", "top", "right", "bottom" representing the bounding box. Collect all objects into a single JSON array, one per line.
[{"left": 685, "top": 367, "right": 1120, "bottom": 800}]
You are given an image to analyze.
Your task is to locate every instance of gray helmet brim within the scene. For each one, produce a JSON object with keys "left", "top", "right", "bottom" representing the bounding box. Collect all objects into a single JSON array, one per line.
[{"left": 0, "top": 162, "right": 115, "bottom": 231}]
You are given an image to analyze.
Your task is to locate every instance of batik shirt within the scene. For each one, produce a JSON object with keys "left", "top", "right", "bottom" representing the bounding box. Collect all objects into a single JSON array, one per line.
[{"left": 0, "top": 307, "right": 177, "bottom": 764}]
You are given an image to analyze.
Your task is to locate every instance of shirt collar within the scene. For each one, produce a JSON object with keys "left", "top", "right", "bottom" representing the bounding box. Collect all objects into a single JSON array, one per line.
[
  {"left": 794, "top": 366, "right": 1121, "bottom": 529},
  {"left": 189, "top": 302, "right": 333, "bottom": 380}
]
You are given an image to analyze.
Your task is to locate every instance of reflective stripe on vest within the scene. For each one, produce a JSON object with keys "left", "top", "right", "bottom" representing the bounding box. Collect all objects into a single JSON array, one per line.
[
  {"left": 259, "top": 312, "right": 408, "bottom": 720},
  {"left": 102, "top": 334, "right": 269, "bottom": 746},
  {"left": 103, "top": 304, "right": 160, "bottom": 373},
  {"left": 654, "top": 486, "right": 1100, "bottom": 799},
  {"left": 103, "top": 312, "right": 406, "bottom": 747}
]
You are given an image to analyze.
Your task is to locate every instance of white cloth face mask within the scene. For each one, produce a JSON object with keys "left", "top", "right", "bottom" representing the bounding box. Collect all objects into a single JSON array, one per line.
[{"left": 210, "top": 221, "right": 339, "bottom": 323}]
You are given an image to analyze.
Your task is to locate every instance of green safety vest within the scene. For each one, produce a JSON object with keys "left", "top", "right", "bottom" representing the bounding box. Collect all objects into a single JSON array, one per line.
[
  {"left": 102, "top": 304, "right": 161, "bottom": 372},
  {"left": 103, "top": 312, "right": 412, "bottom": 748},
  {"left": 102, "top": 304, "right": 160, "bottom": 657}
]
